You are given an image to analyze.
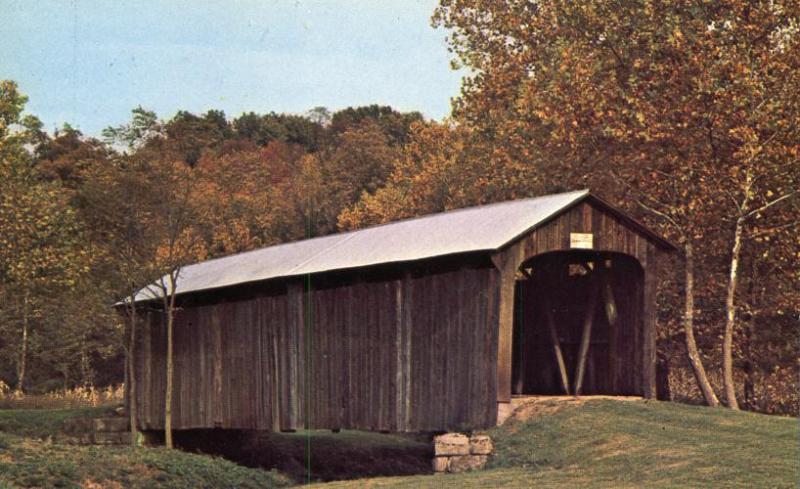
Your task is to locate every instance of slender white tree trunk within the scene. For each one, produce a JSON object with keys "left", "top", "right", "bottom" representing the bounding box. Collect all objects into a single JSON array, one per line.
[
  {"left": 128, "top": 293, "right": 140, "bottom": 445},
  {"left": 164, "top": 305, "right": 174, "bottom": 448},
  {"left": 16, "top": 293, "right": 29, "bottom": 394},
  {"left": 723, "top": 217, "right": 745, "bottom": 410},
  {"left": 683, "top": 243, "right": 720, "bottom": 407},
  {"left": 164, "top": 273, "right": 178, "bottom": 449}
]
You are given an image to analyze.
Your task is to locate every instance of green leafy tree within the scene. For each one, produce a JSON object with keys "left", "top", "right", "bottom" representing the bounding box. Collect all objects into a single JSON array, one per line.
[
  {"left": 0, "top": 81, "right": 89, "bottom": 393},
  {"left": 330, "top": 105, "right": 423, "bottom": 146}
]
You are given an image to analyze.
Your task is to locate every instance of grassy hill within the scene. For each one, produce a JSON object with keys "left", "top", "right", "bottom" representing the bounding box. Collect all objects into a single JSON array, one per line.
[
  {"left": 309, "top": 399, "right": 798, "bottom": 488},
  {"left": 0, "top": 408, "right": 292, "bottom": 489},
  {"left": 1, "top": 399, "right": 796, "bottom": 488},
  {"left": 0, "top": 406, "right": 116, "bottom": 439}
]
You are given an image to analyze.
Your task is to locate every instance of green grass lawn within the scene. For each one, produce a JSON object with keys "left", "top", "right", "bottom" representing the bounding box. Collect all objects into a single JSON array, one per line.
[
  {"left": 0, "top": 431, "right": 292, "bottom": 489},
  {"left": 0, "top": 406, "right": 114, "bottom": 439},
  {"left": 1, "top": 400, "right": 796, "bottom": 488},
  {"left": 308, "top": 399, "right": 799, "bottom": 488},
  {"left": 0, "top": 408, "right": 292, "bottom": 488}
]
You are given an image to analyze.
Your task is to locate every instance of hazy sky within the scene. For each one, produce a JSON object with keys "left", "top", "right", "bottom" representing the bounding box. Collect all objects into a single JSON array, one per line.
[{"left": 1, "top": 0, "right": 463, "bottom": 136}]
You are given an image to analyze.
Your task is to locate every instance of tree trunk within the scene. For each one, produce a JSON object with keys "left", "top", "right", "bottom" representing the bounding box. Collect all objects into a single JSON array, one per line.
[
  {"left": 80, "top": 350, "right": 92, "bottom": 388},
  {"left": 128, "top": 294, "right": 140, "bottom": 446},
  {"left": 164, "top": 274, "right": 177, "bottom": 449},
  {"left": 723, "top": 217, "right": 745, "bottom": 410},
  {"left": 683, "top": 242, "right": 720, "bottom": 407},
  {"left": 164, "top": 305, "right": 174, "bottom": 448},
  {"left": 16, "top": 293, "right": 29, "bottom": 394}
]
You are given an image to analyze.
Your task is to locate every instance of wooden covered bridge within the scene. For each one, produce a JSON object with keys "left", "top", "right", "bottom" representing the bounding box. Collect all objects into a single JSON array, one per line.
[{"left": 129, "top": 190, "right": 674, "bottom": 433}]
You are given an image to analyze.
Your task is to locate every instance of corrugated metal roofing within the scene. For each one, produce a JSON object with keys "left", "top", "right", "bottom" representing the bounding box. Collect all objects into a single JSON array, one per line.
[{"left": 132, "top": 189, "right": 649, "bottom": 302}]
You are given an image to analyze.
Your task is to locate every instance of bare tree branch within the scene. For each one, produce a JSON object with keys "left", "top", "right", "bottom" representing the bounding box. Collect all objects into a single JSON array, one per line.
[{"left": 743, "top": 191, "right": 796, "bottom": 220}]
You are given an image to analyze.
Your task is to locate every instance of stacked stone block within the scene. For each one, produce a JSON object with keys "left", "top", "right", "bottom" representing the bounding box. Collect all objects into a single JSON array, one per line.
[
  {"left": 433, "top": 433, "right": 494, "bottom": 473},
  {"left": 58, "top": 415, "right": 131, "bottom": 445}
]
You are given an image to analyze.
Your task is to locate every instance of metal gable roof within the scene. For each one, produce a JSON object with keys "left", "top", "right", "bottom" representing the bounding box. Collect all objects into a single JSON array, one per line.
[{"left": 131, "top": 189, "right": 668, "bottom": 302}]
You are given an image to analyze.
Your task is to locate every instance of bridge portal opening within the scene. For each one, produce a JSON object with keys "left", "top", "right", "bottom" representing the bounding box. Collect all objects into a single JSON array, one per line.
[{"left": 511, "top": 251, "right": 644, "bottom": 396}]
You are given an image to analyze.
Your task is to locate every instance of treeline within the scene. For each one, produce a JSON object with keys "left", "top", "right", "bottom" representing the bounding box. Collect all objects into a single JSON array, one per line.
[
  {"left": 1, "top": 0, "right": 799, "bottom": 416},
  {"left": 0, "top": 87, "right": 423, "bottom": 395}
]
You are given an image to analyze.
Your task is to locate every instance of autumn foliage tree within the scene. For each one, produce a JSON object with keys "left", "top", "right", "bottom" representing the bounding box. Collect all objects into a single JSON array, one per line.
[
  {"left": 339, "top": 119, "right": 544, "bottom": 229},
  {"left": 2, "top": 6, "right": 796, "bottom": 419},
  {"left": 429, "top": 0, "right": 800, "bottom": 407}
]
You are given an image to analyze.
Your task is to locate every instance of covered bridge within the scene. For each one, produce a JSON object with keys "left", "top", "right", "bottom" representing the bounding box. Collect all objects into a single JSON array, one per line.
[{"left": 129, "top": 190, "right": 675, "bottom": 433}]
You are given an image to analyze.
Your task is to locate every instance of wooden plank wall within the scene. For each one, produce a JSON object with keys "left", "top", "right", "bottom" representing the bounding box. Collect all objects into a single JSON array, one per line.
[{"left": 134, "top": 263, "right": 500, "bottom": 432}]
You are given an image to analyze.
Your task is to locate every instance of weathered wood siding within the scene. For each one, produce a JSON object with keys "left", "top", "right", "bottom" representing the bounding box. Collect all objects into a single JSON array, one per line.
[
  {"left": 134, "top": 262, "right": 500, "bottom": 432},
  {"left": 492, "top": 199, "right": 668, "bottom": 403}
]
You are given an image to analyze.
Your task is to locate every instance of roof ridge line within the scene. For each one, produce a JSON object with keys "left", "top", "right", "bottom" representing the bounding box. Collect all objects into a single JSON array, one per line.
[
  {"left": 175, "top": 189, "right": 590, "bottom": 272},
  {"left": 285, "top": 232, "right": 359, "bottom": 276}
]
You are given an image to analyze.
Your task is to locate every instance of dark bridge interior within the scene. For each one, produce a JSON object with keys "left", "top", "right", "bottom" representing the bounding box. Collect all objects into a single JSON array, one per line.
[{"left": 511, "top": 250, "right": 644, "bottom": 396}]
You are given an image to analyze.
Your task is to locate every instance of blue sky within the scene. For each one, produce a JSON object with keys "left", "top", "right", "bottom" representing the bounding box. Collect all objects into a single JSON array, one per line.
[{"left": 1, "top": 0, "right": 463, "bottom": 136}]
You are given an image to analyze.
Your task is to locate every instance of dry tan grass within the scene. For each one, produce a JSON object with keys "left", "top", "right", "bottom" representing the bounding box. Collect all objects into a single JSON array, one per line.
[
  {"left": 82, "top": 479, "right": 124, "bottom": 489},
  {"left": 0, "top": 385, "right": 124, "bottom": 410},
  {"left": 506, "top": 395, "right": 642, "bottom": 423}
]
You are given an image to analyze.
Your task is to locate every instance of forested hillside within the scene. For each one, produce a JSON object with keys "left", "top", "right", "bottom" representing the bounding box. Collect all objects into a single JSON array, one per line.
[{"left": 1, "top": 0, "right": 798, "bottom": 417}]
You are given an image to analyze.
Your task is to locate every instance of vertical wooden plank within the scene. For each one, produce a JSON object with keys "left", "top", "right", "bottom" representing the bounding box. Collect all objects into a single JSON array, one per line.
[
  {"left": 320, "top": 289, "right": 329, "bottom": 429},
  {"left": 375, "top": 284, "right": 385, "bottom": 431},
  {"left": 445, "top": 271, "right": 457, "bottom": 428},
  {"left": 461, "top": 270, "right": 474, "bottom": 428},
  {"left": 344, "top": 284, "right": 354, "bottom": 428},
  {"left": 310, "top": 289, "right": 320, "bottom": 429},
  {"left": 324, "top": 288, "right": 334, "bottom": 429},
  {"left": 333, "top": 287, "right": 345, "bottom": 430},
  {"left": 642, "top": 246, "right": 659, "bottom": 398},
  {"left": 264, "top": 297, "right": 273, "bottom": 430},
  {"left": 251, "top": 299, "right": 261, "bottom": 429},
  {"left": 284, "top": 281, "right": 301, "bottom": 430},
  {"left": 492, "top": 242, "right": 524, "bottom": 404},
  {"left": 468, "top": 269, "right": 482, "bottom": 427},
  {"left": 394, "top": 280, "right": 406, "bottom": 430},
  {"left": 402, "top": 273, "right": 413, "bottom": 431},
  {"left": 435, "top": 273, "right": 446, "bottom": 429},
  {"left": 496, "top": 274, "right": 514, "bottom": 404},
  {"left": 356, "top": 281, "right": 364, "bottom": 430},
  {"left": 388, "top": 280, "right": 397, "bottom": 431},
  {"left": 271, "top": 296, "right": 282, "bottom": 430},
  {"left": 141, "top": 310, "right": 152, "bottom": 429},
  {"left": 359, "top": 281, "right": 369, "bottom": 430},
  {"left": 276, "top": 295, "right": 287, "bottom": 429},
  {"left": 457, "top": 269, "right": 471, "bottom": 427},
  {"left": 210, "top": 307, "right": 222, "bottom": 427},
  {"left": 582, "top": 201, "right": 592, "bottom": 232},
  {"left": 363, "top": 283, "right": 372, "bottom": 429},
  {"left": 372, "top": 281, "right": 381, "bottom": 429},
  {"left": 375, "top": 283, "right": 385, "bottom": 430}
]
